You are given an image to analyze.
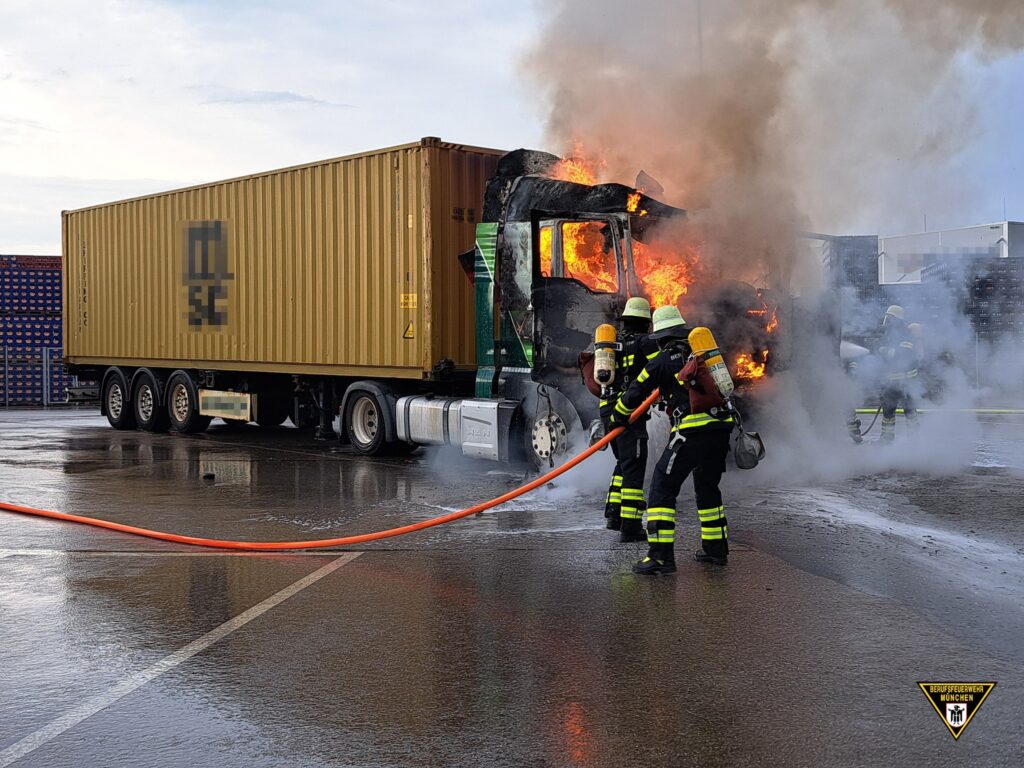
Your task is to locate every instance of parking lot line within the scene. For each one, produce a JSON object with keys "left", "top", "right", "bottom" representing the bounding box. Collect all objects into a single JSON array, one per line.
[{"left": 0, "top": 552, "right": 361, "bottom": 767}]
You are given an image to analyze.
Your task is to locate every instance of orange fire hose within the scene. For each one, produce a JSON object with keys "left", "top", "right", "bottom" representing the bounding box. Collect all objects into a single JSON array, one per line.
[{"left": 0, "top": 390, "right": 660, "bottom": 551}]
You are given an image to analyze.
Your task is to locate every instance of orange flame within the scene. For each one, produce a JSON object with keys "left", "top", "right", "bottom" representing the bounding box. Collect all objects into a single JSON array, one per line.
[
  {"left": 562, "top": 221, "right": 618, "bottom": 293},
  {"left": 745, "top": 305, "right": 779, "bottom": 333},
  {"left": 550, "top": 158, "right": 598, "bottom": 185},
  {"left": 632, "top": 238, "right": 698, "bottom": 307},
  {"left": 734, "top": 350, "right": 768, "bottom": 379},
  {"left": 543, "top": 142, "right": 695, "bottom": 306},
  {"left": 539, "top": 225, "right": 553, "bottom": 277},
  {"left": 626, "top": 190, "right": 649, "bottom": 217},
  {"left": 538, "top": 220, "right": 698, "bottom": 305}
]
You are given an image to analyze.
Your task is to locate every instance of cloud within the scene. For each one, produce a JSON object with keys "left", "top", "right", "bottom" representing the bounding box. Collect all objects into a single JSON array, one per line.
[
  {"left": 0, "top": 115, "right": 47, "bottom": 129},
  {"left": 189, "top": 84, "right": 354, "bottom": 108},
  {"left": 0, "top": 0, "right": 542, "bottom": 253},
  {"left": 0, "top": 172, "right": 182, "bottom": 254}
]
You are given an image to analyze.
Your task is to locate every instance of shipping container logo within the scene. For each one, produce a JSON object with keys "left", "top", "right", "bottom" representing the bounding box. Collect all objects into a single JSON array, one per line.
[{"left": 183, "top": 221, "right": 232, "bottom": 328}]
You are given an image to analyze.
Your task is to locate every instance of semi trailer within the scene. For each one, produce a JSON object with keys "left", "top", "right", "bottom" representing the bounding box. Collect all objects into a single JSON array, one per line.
[{"left": 62, "top": 137, "right": 717, "bottom": 467}]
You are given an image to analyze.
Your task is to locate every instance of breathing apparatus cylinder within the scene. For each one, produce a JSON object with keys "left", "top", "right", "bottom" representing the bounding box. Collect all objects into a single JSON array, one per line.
[
  {"left": 688, "top": 326, "right": 735, "bottom": 399},
  {"left": 594, "top": 324, "right": 618, "bottom": 389}
]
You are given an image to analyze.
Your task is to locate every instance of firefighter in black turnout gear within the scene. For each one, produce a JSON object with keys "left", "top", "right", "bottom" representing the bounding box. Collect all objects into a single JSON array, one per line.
[
  {"left": 878, "top": 305, "right": 919, "bottom": 441},
  {"left": 601, "top": 297, "right": 659, "bottom": 542},
  {"left": 609, "top": 306, "right": 735, "bottom": 575}
]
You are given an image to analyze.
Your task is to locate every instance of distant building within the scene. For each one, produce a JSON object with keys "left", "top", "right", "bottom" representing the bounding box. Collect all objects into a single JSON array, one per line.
[{"left": 878, "top": 222, "right": 1024, "bottom": 285}]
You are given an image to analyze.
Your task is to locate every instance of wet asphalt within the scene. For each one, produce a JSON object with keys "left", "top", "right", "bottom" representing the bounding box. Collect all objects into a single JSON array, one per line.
[{"left": 1, "top": 409, "right": 1022, "bottom": 767}]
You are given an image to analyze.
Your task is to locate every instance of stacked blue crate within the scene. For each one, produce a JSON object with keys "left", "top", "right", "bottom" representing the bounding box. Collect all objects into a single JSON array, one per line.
[
  {"left": 1, "top": 255, "right": 67, "bottom": 404},
  {"left": 967, "top": 257, "right": 1024, "bottom": 339}
]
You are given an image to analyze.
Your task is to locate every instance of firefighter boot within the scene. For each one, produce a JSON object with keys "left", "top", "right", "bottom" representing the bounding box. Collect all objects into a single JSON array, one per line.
[
  {"left": 694, "top": 540, "right": 728, "bottom": 566},
  {"left": 619, "top": 489, "right": 646, "bottom": 542},
  {"left": 619, "top": 519, "right": 646, "bottom": 543},
  {"left": 632, "top": 544, "right": 677, "bottom": 575},
  {"left": 604, "top": 472, "right": 623, "bottom": 530},
  {"left": 695, "top": 505, "right": 728, "bottom": 564}
]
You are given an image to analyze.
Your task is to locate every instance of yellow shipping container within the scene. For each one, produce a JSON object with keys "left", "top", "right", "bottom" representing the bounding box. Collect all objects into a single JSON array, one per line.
[{"left": 62, "top": 138, "right": 502, "bottom": 379}]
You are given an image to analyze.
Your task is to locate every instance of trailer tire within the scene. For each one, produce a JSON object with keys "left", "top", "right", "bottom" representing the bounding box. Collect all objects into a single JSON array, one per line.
[
  {"left": 345, "top": 389, "right": 388, "bottom": 455},
  {"left": 166, "top": 371, "right": 212, "bottom": 434},
  {"left": 255, "top": 397, "right": 289, "bottom": 427},
  {"left": 132, "top": 369, "right": 169, "bottom": 433},
  {"left": 102, "top": 369, "right": 136, "bottom": 430}
]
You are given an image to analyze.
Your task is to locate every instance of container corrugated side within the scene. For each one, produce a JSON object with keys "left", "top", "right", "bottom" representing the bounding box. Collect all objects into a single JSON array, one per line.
[
  {"left": 424, "top": 142, "right": 502, "bottom": 370},
  {"left": 63, "top": 139, "right": 503, "bottom": 379}
]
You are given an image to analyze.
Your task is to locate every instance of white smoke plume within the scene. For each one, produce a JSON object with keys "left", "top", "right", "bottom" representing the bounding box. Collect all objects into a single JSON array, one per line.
[
  {"left": 523, "top": 0, "right": 1024, "bottom": 282},
  {"left": 522, "top": 0, "right": 1024, "bottom": 483}
]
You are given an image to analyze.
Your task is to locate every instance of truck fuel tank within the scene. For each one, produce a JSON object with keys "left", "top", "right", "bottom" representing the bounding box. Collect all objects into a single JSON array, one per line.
[{"left": 395, "top": 396, "right": 518, "bottom": 462}]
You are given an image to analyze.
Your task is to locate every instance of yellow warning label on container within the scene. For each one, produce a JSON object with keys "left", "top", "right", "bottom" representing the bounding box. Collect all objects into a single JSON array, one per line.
[
  {"left": 400, "top": 293, "right": 418, "bottom": 309},
  {"left": 403, "top": 322, "right": 415, "bottom": 339}
]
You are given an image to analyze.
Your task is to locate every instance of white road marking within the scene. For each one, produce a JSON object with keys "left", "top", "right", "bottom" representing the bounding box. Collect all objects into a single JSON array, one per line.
[{"left": 0, "top": 552, "right": 361, "bottom": 767}]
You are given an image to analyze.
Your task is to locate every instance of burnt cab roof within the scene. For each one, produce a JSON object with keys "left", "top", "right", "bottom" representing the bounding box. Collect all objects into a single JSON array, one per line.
[
  {"left": 502, "top": 176, "right": 686, "bottom": 222},
  {"left": 483, "top": 147, "right": 686, "bottom": 223}
]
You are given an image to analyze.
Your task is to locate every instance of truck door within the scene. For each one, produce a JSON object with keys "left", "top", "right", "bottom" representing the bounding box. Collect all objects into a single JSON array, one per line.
[{"left": 531, "top": 213, "right": 631, "bottom": 389}]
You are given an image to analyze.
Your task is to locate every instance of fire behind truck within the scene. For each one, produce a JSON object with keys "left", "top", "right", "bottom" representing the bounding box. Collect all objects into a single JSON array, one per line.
[{"left": 63, "top": 138, "right": 782, "bottom": 468}]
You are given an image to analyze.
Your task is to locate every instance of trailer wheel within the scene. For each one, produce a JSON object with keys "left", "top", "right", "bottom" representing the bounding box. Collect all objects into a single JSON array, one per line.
[
  {"left": 103, "top": 369, "right": 136, "bottom": 430},
  {"left": 345, "top": 390, "right": 387, "bottom": 455},
  {"left": 166, "top": 371, "right": 212, "bottom": 434},
  {"left": 255, "top": 397, "right": 290, "bottom": 427},
  {"left": 132, "top": 370, "right": 169, "bottom": 433}
]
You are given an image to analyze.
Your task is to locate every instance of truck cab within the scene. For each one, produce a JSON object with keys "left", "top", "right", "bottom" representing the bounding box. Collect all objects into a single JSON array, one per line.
[{"left": 471, "top": 154, "right": 687, "bottom": 467}]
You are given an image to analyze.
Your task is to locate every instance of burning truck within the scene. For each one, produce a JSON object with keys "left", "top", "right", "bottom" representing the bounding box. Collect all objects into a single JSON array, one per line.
[{"left": 63, "top": 138, "right": 784, "bottom": 469}]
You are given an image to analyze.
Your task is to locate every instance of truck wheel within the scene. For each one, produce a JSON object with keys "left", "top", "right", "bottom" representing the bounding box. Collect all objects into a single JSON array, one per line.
[
  {"left": 132, "top": 370, "right": 169, "bottom": 432},
  {"left": 527, "top": 411, "right": 570, "bottom": 470},
  {"left": 345, "top": 390, "right": 387, "bottom": 455},
  {"left": 255, "top": 398, "right": 289, "bottom": 427},
  {"left": 103, "top": 369, "right": 136, "bottom": 430},
  {"left": 166, "top": 371, "right": 212, "bottom": 434},
  {"left": 517, "top": 385, "right": 582, "bottom": 472}
]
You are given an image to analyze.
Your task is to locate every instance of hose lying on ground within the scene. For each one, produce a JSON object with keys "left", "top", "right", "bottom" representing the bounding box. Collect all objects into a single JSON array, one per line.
[{"left": 0, "top": 391, "right": 661, "bottom": 551}]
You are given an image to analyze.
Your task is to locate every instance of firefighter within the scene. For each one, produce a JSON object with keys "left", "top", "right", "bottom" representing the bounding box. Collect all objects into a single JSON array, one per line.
[
  {"left": 601, "top": 297, "right": 660, "bottom": 542},
  {"left": 845, "top": 356, "right": 864, "bottom": 444},
  {"left": 609, "top": 306, "right": 735, "bottom": 574},
  {"left": 878, "top": 305, "right": 919, "bottom": 441}
]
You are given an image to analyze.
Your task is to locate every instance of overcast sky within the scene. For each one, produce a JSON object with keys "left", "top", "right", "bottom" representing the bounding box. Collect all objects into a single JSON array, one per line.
[
  {"left": 2, "top": 0, "right": 1023, "bottom": 254},
  {"left": 0, "top": 0, "right": 542, "bottom": 254}
]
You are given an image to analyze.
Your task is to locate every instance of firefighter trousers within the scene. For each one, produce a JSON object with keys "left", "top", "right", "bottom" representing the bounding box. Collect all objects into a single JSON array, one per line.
[
  {"left": 646, "top": 429, "right": 731, "bottom": 560},
  {"left": 603, "top": 421, "right": 648, "bottom": 525},
  {"left": 880, "top": 384, "right": 918, "bottom": 441}
]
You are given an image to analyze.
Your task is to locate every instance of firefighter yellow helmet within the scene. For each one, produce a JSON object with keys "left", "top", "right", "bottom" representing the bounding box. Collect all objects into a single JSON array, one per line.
[
  {"left": 885, "top": 305, "right": 905, "bottom": 321},
  {"left": 621, "top": 296, "right": 652, "bottom": 320},
  {"left": 908, "top": 322, "right": 923, "bottom": 337},
  {"left": 650, "top": 305, "right": 688, "bottom": 340}
]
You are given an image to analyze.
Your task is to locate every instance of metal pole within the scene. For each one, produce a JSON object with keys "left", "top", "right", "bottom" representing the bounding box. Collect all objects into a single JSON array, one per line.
[
  {"left": 43, "top": 347, "right": 49, "bottom": 409},
  {"left": 3, "top": 344, "right": 8, "bottom": 409},
  {"left": 697, "top": 0, "right": 704, "bottom": 75},
  {"left": 975, "top": 332, "right": 980, "bottom": 389}
]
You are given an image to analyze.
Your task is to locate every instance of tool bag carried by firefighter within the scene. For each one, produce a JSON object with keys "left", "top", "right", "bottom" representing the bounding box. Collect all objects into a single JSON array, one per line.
[
  {"left": 730, "top": 405, "right": 766, "bottom": 470},
  {"left": 733, "top": 427, "right": 766, "bottom": 470}
]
